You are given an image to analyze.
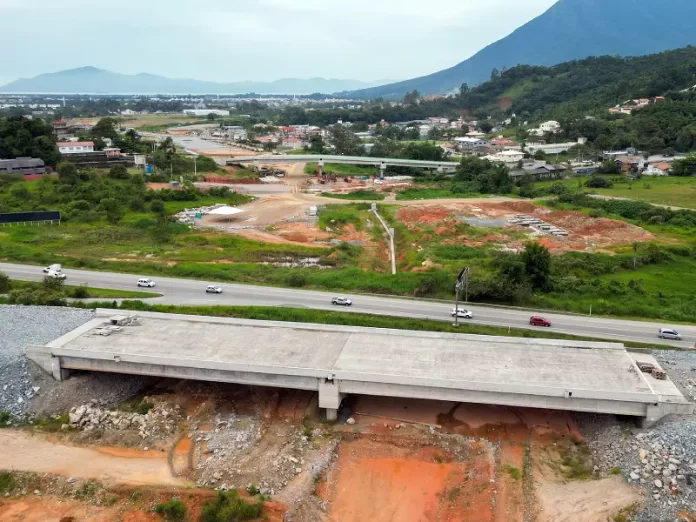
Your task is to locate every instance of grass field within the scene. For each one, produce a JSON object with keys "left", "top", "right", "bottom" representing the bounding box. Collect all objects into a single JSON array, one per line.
[
  {"left": 535, "top": 176, "right": 696, "bottom": 209},
  {"left": 7, "top": 280, "right": 161, "bottom": 299},
  {"left": 322, "top": 190, "right": 385, "bottom": 201},
  {"left": 85, "top": 301, "right": 665, "bottom": 350}
]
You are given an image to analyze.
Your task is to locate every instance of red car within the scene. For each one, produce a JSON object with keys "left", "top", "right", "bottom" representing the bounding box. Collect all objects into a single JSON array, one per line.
[{"left": 530, "top": 316, "right": 551, "bottom": 327}]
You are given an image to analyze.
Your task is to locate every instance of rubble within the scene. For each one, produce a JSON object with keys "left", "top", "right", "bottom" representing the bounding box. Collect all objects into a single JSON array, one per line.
[{"left": 67, "top": 399, "right": 181, "bottom": 440}]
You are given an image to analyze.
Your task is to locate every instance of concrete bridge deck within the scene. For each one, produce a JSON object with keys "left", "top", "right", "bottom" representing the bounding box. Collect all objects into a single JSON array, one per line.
[
  {"left": 28, "top": 309, "right": 693, "bottom": 425},
  {"left": 226, "top": 154, "right": 459, "bottom": 172}
]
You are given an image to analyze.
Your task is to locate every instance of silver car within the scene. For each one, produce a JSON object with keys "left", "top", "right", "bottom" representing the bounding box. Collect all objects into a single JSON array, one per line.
[{"left": 658, "top": 328, "right": 681, "bottom": 341}]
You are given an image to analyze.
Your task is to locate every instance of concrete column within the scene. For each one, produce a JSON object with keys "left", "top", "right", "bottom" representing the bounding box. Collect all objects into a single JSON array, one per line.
[
  {"left": 379, "top": 164, "right": 387, "bottom": 179},
  {"left": 51, "top": 357, "right": 70, "bottom": 381},
  {"left": 318, "top": 160, "right": 324, "bottom": 176},
  {"left": 641, "top": 403, "right": 665, "bottom": 428},
  {"left": 318, "top": 378, "right": 343, "bottom": 420}
]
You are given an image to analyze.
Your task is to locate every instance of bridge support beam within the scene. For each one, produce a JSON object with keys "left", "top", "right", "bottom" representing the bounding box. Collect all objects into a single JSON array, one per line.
[
  {"left": 317, "top": 160, "right": 324, "bottom": 176},
  {"left": 319, "top": 378, "right": 343, "bottom": 422}
]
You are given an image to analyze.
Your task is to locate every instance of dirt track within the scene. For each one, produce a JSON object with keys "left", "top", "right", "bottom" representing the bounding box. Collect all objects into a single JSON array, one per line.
[{"left": 0, "top": 430, "right": 187, "bottom": 487}]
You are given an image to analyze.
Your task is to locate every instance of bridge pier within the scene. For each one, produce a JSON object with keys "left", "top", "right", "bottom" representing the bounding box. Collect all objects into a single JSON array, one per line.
[
  {"left": 317, "top": 160, "right": 324, "bottom": 176},
  {"left": 319, "top": 377, "right": 343, "bottom": 422}
]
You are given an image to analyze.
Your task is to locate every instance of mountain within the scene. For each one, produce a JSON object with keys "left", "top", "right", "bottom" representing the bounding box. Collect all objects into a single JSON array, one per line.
[
  {"left": 0, "top": 67, "right": 392, "bottom": 95},
  {"left": 457, "top": 46, "right": 696, "bottom": 121},
  {"left": 344, "top": 0, "right": 696, "bottom": 99}
]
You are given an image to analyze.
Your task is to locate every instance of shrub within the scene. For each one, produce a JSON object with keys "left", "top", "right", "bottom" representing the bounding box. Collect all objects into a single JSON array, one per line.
[
  {"left": 0, "top": 271, "right": 9, "bottom": 294},
  {"left": 0, "top": 411, "right": 10, "bottom": 424},
  {"left": 155, "top": 499, "right": 186, "bottom": 520},
  {"left": 585, "top": 176, "right": 613, "bottom": 189},
  {"left": 201, "top": 490, "right": 264, "bottom": 522},
  {"left": 0, "top": 472, "right": 15, "bottom": 493},
  {"left": 287, "top": 274, "right": 307, "bottom": 288},
  {"left": 69, "top": 286, "right": 91, "bottom": 299}
]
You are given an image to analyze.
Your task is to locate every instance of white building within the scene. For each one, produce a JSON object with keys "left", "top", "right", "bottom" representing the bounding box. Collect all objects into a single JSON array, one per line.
[
  {"left": 525, "top": 138, "right": 584, "bottom": 156},
  {"left": 540, "top": 120, "right": 561, "bottom": 133},
  {"left": 489, "top": 150, "right": 525, "bottom": 164},
  {"left": 454, "top": 136, "right": 488, "bottom": 152},
  {"left": 57, "top": 141, "right": 94, "bottom": 154}
]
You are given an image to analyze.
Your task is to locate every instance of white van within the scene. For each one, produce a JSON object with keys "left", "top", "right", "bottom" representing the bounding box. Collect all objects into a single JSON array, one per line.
[{"left": 137, "top": 278, "right": 156, "bottom": 288}]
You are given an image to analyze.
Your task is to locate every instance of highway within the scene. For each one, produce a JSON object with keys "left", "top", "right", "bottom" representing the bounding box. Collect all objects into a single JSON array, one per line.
[{"left": 2, "top": 262, "right": 694, "bottom": 349}]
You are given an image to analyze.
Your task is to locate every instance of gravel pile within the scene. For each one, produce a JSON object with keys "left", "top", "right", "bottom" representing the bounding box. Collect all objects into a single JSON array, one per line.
[{"left": 0, "top": 305, "right": 94, "bottom": 419}]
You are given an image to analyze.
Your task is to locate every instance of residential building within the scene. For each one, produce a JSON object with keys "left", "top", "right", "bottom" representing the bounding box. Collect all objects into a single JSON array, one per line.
[
  {"left": 0, "top": 157, "right": 46, "bottom": 176},
  {"left": 509, "top": 162, "right": 566, "bottom": 180},
  {"left": 644, "top": 163, "right": 671, "bottom": 176},
  {"left": 525, "top": 140, "right": 579, "bottom": 156},
  {"left": 183, "top": 109, "right": 230, "bottom": 117},
  {"left": 490, "top": 137, "right": 521, "bottom": 151},
  {"left": 454, "top": 136, "right": 489, "bottom": 153},
  {"left": 57, "top": 141, "right": 95, "bottom": 154},
  {"left": 488, "top": 150, "right": 525, "bottom": 164},
  {"left": 283, "top": 137, "right": 303, "bottom": 150}
]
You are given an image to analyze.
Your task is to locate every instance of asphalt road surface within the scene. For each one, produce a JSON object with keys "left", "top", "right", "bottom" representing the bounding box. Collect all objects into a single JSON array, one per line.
[{"left": 2, "top": 262, "right": 694, "bottom": 348}]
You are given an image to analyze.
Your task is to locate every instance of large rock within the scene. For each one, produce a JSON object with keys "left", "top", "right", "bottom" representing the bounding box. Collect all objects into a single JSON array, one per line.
[{"left": 69, "top": 406, "right": 86, "bottom": 425}]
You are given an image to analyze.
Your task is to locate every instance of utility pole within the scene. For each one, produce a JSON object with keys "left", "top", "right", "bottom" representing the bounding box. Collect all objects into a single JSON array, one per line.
[
  {"left": 194, "top": 156, "right": 197, "bottom": 178},
  {"left": 453, "top": 267, "right": 470, "bottom": 327}
]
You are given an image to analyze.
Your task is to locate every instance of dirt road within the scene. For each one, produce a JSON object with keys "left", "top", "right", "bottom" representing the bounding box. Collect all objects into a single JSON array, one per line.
[{"left": 0, "top": 430, "right": 187, "bottom": 486}]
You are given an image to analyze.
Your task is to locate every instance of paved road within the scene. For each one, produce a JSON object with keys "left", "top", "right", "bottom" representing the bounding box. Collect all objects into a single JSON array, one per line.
[{"left": 2, "top": 262, "right": 694, "bottom": 349}]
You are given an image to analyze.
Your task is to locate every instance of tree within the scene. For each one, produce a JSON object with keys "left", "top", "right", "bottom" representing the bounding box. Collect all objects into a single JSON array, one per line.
[
  {"left": 403, "top": 90, "right": 420, "bottom": 105},
  {"left": 521, "top": 242, "right": 551, "bottom": 291},
  {"left": 671, "top": 155, "right": 696, "bottom": 177},
  {"left": 0, "top": 116, "right": 60, "bottom": 166},
  {"left": 598, "top": 160, "right": 620, "bottom": 174},
  {"left": 108, "top": 164, "right": 129, "bottom": 179},
  {"left": 57, "top": 161, "right": 79, "bottom": 184},
  {"left": 490, "top": 68, "right": 501, "bottom": 81},
  {"left": 586, "top": 176, "right": 613, "bottom": 188},
  {"left": 328, "top": 126, "right": 363, "bottom": 156},
  {"left": 91, "top": 117, "right": 120, "bottom": 141},
  {"left": 150, "top": 199, "right": 165, "bottom": 215},
  {"left": 478, "top": 121, "right": 494, "bottom": 134},
  {"left": 101, "top": 198, "right": 123, "bottom": 224},
  {"left": 308, "top": 134, "right": 326, "bottom": 154},
  {"left": 533, "top": 149, "right": 546, "bottom": 161}
]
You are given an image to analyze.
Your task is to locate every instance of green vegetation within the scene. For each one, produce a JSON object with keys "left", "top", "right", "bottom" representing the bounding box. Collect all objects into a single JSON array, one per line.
[
  {"left": 318, "top": 204, "right": 367, "bottom": 231},
  {"left": 503, "top": 465, "right": 521, "bottom": 480},
  {"left": 118, "top": 397, "right": 154, "bottom": 415},
  {"left": 612, "top": 504, "right": 640, "bottom": 522},
  {"left": 557, "top": 438, "right": 593, "bottom": 480},
  {"left": 536, "top": 175, "right": 696, "bottom": 209},
  {"left": 34, "top": 413, "right": 70, "bottom": 432},
  {"left": 0, "top": 411, "right": 10, "bottom": 425},
  {"left": 609, "top": 467, "right": 622, "bottom": 476},
  {"left": 0, "top": 472, "right": 15, "bottom": 494},
  {"left": 322, "top": 190, "right": 385, "bottom": 201},
  {"left": 0, "top": 116, "right": 60, "bottom": 165},
  {"left": 81, "top": 301, "right": 664, "bottom": 350},
  {"left": 155, "top": 498, "right": 186, "bottom": 521},
  {"left": 7, "top": 280, "right": 160, "bottom": 299},
  {"left": 200, "top": 490, "right": 264, "bottom": 522}
]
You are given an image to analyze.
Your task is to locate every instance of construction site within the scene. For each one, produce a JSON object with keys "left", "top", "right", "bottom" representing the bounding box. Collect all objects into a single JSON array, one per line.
[{"left": 4, "top": 307, "right": 696, "bottom": 522}]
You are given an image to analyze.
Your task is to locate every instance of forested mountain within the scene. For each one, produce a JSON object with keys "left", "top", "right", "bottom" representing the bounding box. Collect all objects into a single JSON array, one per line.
[
  {"left": 344, "top": 0, "right": 696, "bottom": 99},
  {"left": 459, "top": 47, "right": 696, "bottom": 121}
]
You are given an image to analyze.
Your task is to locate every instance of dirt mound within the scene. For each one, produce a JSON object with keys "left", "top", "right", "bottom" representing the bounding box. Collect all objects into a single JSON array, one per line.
[
  {"left": 398, "top": 206, "right": 454, "bottom": 224},
  {"left": 275, "top": 222, "right": 333, "bottom": 244}
]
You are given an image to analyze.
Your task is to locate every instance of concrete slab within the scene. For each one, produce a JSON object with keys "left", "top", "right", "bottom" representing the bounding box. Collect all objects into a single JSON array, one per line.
[{"left": 31, "top": 309, "right": 693, "bottom": 424}]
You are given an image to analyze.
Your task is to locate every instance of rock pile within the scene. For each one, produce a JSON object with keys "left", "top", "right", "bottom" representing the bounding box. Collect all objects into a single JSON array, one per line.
[{"left": 68, "top": 400, "right": 181, "bottom": 440}]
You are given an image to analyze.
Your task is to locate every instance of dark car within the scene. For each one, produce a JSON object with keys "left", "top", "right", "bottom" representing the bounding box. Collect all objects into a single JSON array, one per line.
[{"left": 530, "top": 316, "right": 551, "bottom": 327}]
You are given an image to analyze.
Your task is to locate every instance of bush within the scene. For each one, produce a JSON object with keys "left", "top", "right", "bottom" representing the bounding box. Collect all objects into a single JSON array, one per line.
[
  {"left": 585, "top": 176, "right": 613, "bottom": 189},
  {"left": 0, "top": 411, "right": 10, "bottom": 424},
  {"left": 0, "top": 472, "right": 15, "bottom": 494},
  {"left": 155, "top": 499, "right": 186, "bottom": 520},
  {"left": 150, "top": 199, "right": 165, "bottom": 214},
  {"left": 0, "top": 271, "right": 9, "bottom": 294},
  {"left": 69, "top": 286, "right": 91, "bottom": 299},
  {"left": 201, "top": 490, "right": 263, "bottom": 522},
  {"left": 286, "top": 274, "right": 307, "bottom": 288}
]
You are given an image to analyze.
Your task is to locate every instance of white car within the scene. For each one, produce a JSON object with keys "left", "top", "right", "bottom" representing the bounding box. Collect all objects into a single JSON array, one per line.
[
  {"left": 206, "top": 285, "right": 223, "bottom": 294},
  {"left": 43, "top": 264, "right": 62, "bottom": 273},
  {"left": 332, "top": 297, "right": 353, "bottom": 306},
  {"left": 658, "top": 328, "right": 681, "bottom": 341},
  {"left": 137, "top": 278, "right": 156, "bottom": 288},
  {"left": 451, "top": 308, "right": 473, "bottom": 319},
  {"left": 45, "top": 270, "right": 66, "bottom": 280}
]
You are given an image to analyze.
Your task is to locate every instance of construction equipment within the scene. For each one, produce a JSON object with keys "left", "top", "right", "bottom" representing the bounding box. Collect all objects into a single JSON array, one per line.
[
  {"left": 637, "top": 362, "right": 656, "bottom": 373},
  {"left": 651, "top": 369, "right": 667, "bottom": 380}
]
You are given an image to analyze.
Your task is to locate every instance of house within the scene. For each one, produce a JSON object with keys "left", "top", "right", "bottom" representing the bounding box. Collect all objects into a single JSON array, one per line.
[
  {"left": 490, "top": 150, "right": 525, "bottom": 164},
  {"left": 644, "top": 162, "right": 671, "bottom": 176},
  {"left": 454, "top": 136, "right": 489, "bottom": 153},
  {"left": 509, "top": 162, "right": 566, "bottom": 180},
  {"left": 283, "top": 137, "right": 303, "bottom": 150},
  {"left": 540, "top": 120, "right": 561, "bottom": 133},
  {"left": 0, "top": 157, "right": 46, "bottom": 176},
  {"left": 57, "top": 141, "right": 95, "bottom": 154},
  {"left": 525, "top": 140, "right": 580, "bottom": 156},
  {"left": 490, "top": 137, "right": 521, "bottom": 151}
]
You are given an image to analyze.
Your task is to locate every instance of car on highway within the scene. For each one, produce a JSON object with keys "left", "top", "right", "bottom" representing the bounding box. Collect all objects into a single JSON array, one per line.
[
  {"left": 137, "top": 278, "right": 156, "bottom": 288},
  {"left": 530, "top": 316, "right": 552, "bottom": 327},
  {"left": 331, "top": 297, "right": 352, "bottom": 306},
  {"left": 45, "top": 270, "right": 66, "bottom": 280},
  {"left": 43, "top": 264, "right": 62, "bottom": 273},
  {"left": 206, "top": 285, "right": 223, "bottom": 294},
  {"left": 451, "top": 308, "right": 473, "bottom": 319},
  {"left": 658, "top": 328, "right": 681, "bottom": 340}
]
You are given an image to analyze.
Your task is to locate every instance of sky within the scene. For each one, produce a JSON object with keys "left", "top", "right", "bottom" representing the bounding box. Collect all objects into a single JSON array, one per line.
[{"left": 0, "top": 0, "right": 558, "bottom": 86}]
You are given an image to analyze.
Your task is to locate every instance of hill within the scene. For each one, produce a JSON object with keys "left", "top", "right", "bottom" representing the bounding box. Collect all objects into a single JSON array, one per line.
[
  {"left": 458, "top": 46, "right": 696, "bottom": 121},
  {"left": 0, "top": 67, "right": 392, "bottom": 95},
  {"left": 344, "top": 0, "right": 696, "bottom": 99}
]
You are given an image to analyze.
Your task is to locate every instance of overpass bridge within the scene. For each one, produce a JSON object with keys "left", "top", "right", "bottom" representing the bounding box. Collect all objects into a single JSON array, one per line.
[
  {"left": 28, "top": 309, "right": 692, "bottom": 426},
  {"left": 226, "top": 154, "right": 459, "bottom": 175}
]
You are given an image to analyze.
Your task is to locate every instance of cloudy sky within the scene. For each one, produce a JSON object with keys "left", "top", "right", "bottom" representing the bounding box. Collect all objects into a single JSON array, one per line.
[{"left": 0, "top": 0, "right": 557, "bottom": 85}]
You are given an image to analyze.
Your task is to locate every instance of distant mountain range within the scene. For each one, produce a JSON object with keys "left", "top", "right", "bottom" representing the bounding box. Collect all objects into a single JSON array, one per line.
[
  {"left": 0, "top": 67, "right": 393, "bottom": 95},
  {"left": 344, "top": 0, "right": 696, "bottom": 99}
]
